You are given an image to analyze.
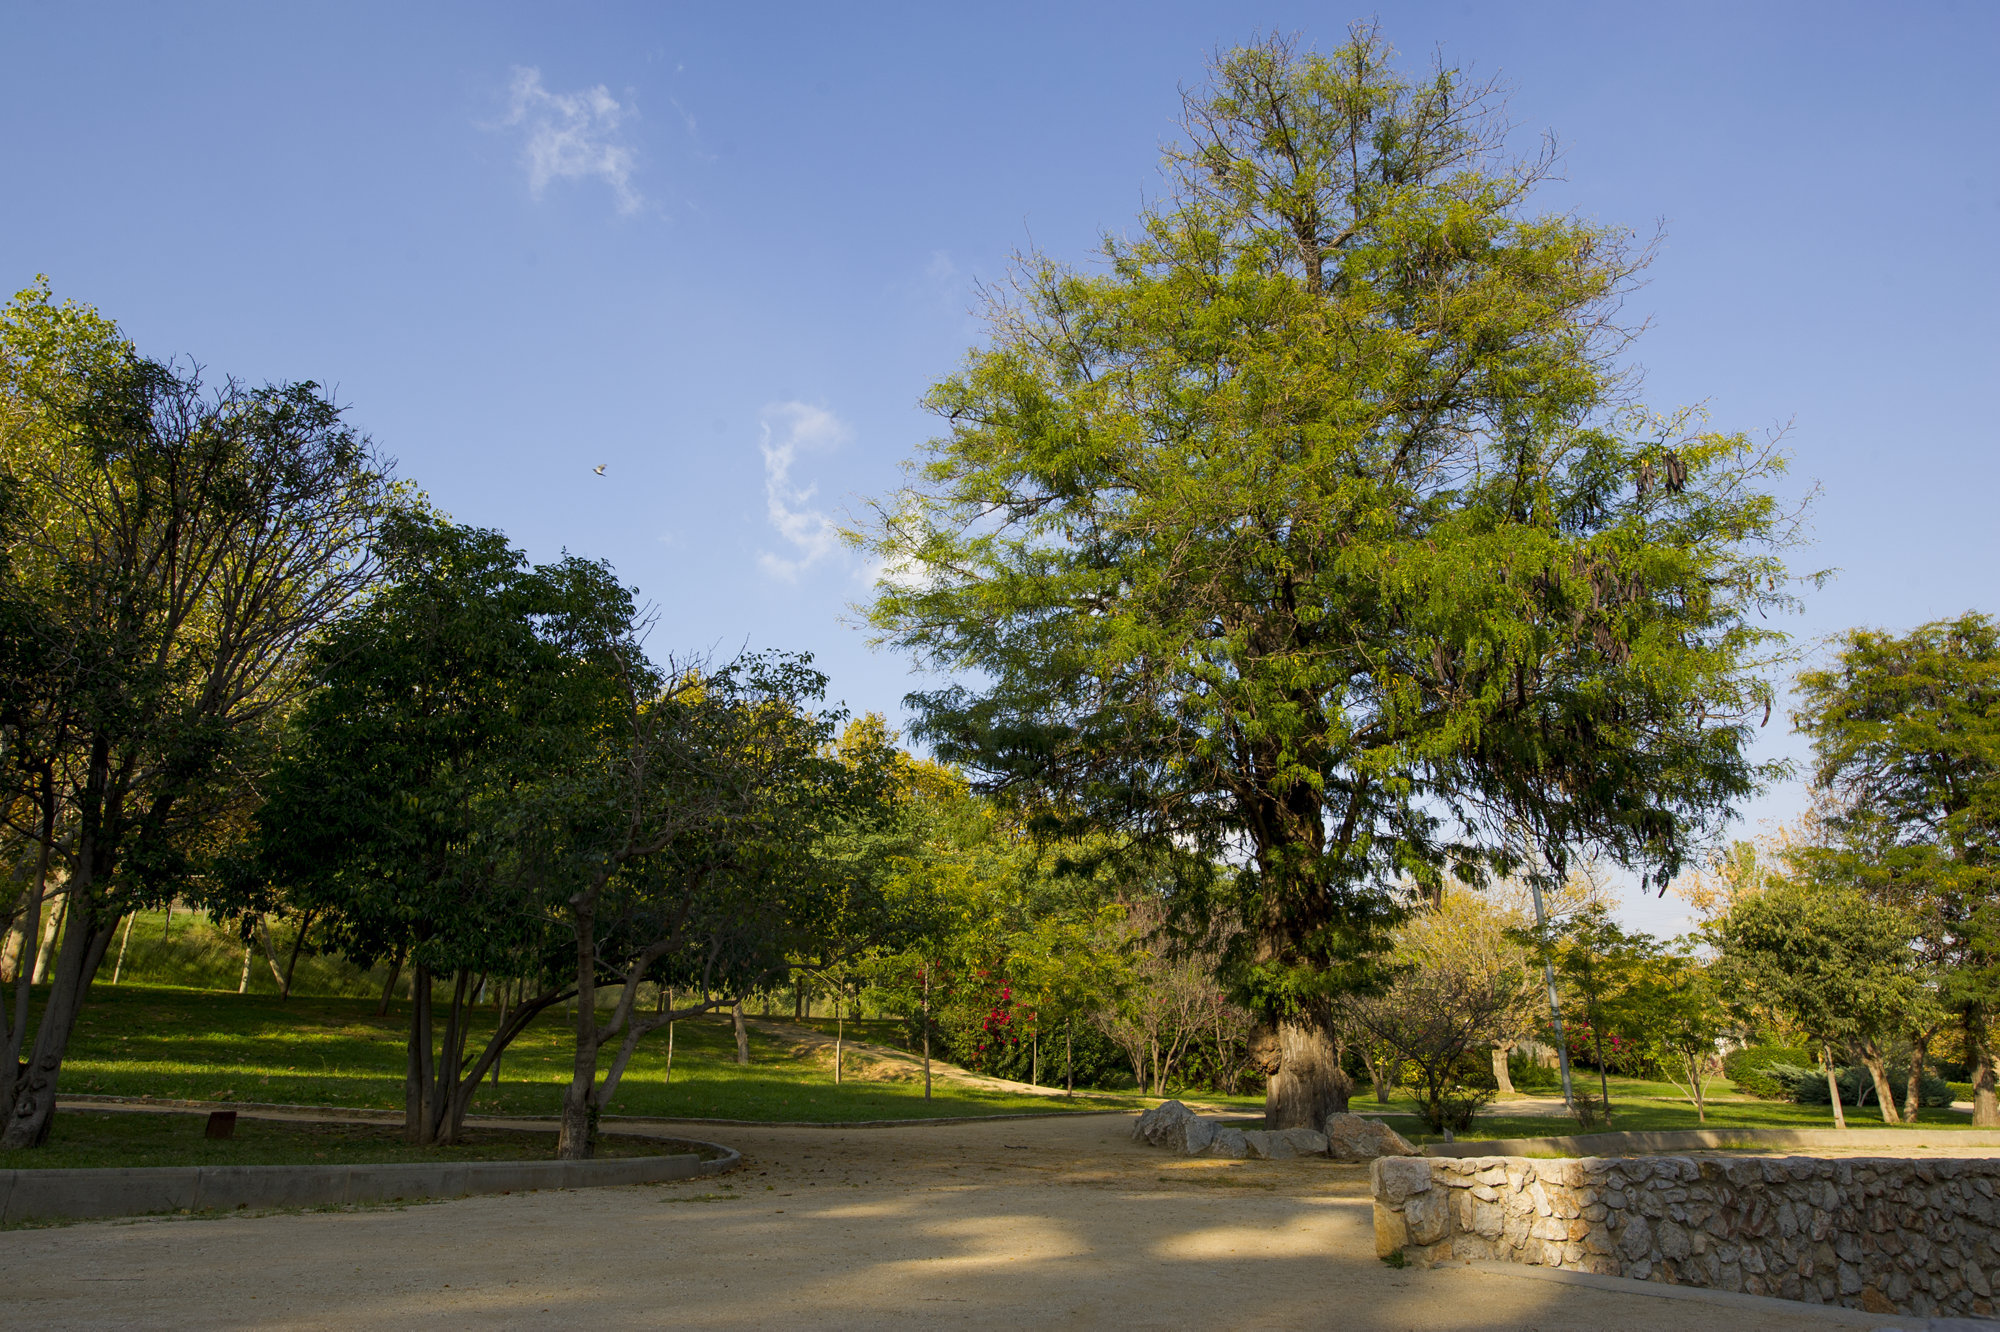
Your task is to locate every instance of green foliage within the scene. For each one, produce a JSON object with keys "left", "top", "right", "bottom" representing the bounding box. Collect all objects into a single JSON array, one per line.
[
  {"left": 1506, "top": 1053, "right": 1560, "bottom": 1092},
  {"left": 1772, "top": 1063, "right": 1954, "bottom": 1109},
  {"left": 1791, "top": 614, "right": 2000, "bottom": 1038},
  {"left": 856, "top": 29, "right": 1796, "bottom": 1055},
  {"left": 1724, "top": 1044, "right": 1816, "bottom": 1100},
  {"left": 1714, "top": 879, "right": 1931, "bottom": 1056}
]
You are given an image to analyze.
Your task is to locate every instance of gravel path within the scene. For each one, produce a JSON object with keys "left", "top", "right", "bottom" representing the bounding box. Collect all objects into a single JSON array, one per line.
[{"left": 1, "top": 1112, "right": 1882, "bottom": 1329}]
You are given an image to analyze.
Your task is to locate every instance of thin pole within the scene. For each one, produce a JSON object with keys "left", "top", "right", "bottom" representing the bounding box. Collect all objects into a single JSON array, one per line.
[{"left": 1527, "top": 873, "right": 1576, "bottom": 1110}]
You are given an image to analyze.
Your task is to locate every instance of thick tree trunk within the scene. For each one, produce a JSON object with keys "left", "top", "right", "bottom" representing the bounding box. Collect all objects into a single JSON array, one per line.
[
  {"left": 733, "top": 999, "right": 749, "bottom": 1064},
  {"left": 1972, "top": 1018, "right": 1999, "bottom": 1127},
  {"left": 559, "top": 917, "right": 601, "bottom": 1160},
  {"left": 1854, "top": 1041, "right": 1901, "bottom": 1124},
  {"left": 1263, "top": 1015, "right": 1348, "bottom": 1130},
  {"left": 1905, "top": 1029, "right": 1932, "bottom": 1123},
  {"left": 1824, "top": 1046, "right": 1849, "bottom": 1130},
  {"left": 1491, "top": 1044, "right": 1514, "bottom": 1096},
  {"left": 3, "top": 903, "right": 116, "bottom": 1149},
  {"left": 404, "top": 965, "right": 434, "bottom": 1144},
  {"left": 2, "top": 827, "right": 55, "bottom": 1096}
]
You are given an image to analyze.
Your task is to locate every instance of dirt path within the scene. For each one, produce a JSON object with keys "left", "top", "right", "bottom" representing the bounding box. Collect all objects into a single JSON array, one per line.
[{"left": 2, "top": 1112, "right": 1875, "bottom": 1329}]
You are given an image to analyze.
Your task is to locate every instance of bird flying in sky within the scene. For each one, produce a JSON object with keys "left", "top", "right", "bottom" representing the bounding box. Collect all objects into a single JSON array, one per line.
[{"left": 593, "top": 464, "right": 606, "bottom": 475}]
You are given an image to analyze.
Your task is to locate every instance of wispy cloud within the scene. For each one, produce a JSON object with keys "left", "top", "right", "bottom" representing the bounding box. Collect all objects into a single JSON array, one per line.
[
  {"left": 757, "top": 402, "right": 849, "bottom": 581},
  {"left": 499, "top": 67, "right": 642, "bottom": 214}
]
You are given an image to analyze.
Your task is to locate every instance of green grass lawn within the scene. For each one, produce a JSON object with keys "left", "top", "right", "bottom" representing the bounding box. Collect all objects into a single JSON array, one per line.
[
  {"left": 5, "top": 1109, "right": 721, "bottom": 1171},
  {"left": 38, "top": 983, "right": 1139, "bottom": 1124},
  {"left": 1339, "top": 1073, "right": 1984, "bottom": 1145}
]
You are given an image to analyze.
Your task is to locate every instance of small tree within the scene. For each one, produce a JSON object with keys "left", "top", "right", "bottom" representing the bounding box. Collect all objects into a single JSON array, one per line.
[
  {"left": 1614, "top": 944, "right": 1728, "bottom": 1122},
  {"left": 1716, "top": 878, "right": 1929, "bottom": 1127}
]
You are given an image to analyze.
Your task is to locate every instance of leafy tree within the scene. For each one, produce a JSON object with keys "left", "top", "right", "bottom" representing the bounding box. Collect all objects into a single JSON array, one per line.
[
  {"left": 1536, "top": 908, "right": 1651, "bottom": 1125},
  {"left": 1716, "top": 878, "right": 1932, "bottom": 1128},
  {"left": 1612, "top": 944, "right": 1728, "bottom": 1122},
  {"left": 544, "top": 653, "right": 891, "bottom": 1158},
  {"left": 855, "top": 29, "right": 1798, "bottom": 1128},
  {"left": 0, "top": 282, "right": 398, "bottom": 1149},
  {"left": 245, "top": 516, "right": 651, "bottom": 1144},
  {"left": 1791, "top": 614, "right": 2000, "bottom": 1121}
]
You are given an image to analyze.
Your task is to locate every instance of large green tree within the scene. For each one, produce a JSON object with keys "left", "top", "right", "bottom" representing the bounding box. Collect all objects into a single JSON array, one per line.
[
  {"left": 1792, "top": 613, "right": 2000, "bottom": 1121},
  {"left": 0, "top": 282, "right": 399, "bottom": 1149},
  {"left": 856, "top": 31, "right": 1797, "bottom": 1126},
  {"left": 245, "top": 515, "right": 619, "bottom": 1146}
]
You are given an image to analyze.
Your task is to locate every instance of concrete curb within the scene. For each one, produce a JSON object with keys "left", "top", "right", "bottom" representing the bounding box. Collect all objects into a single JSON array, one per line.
[
  {"left": 56, "top": 1093, "right": 1135, "bottom": 1131},
  {"left": 1425, "top": 1127, "right": 2000, "bottom": 1158},
  {"left": 0, "top": 1142, "right": 740, "bottom": 1225}
]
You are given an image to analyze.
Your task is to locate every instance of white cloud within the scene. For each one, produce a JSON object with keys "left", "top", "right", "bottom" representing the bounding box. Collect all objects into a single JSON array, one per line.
[
  {"left": 757, "top": 402, "right": 849, "bottom": 581},
  {"left": 500, "top": 67, "right": 642, "bottom": 214}
]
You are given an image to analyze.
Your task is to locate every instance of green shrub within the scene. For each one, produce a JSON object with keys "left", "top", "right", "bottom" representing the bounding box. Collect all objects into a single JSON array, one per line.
[
  {"left": 1787, "top": 1064, "right": 1953, "bottom": 1109},
  {"left": 1724, "top": 1045, "right": 1814, "bottom": 1100},
  {"left": 1507, "top": 1053, "right": 1560, "bottom": 1092},
  {"left": 1949, "top": 1082, "right": 1975, "bottom": 1104}
]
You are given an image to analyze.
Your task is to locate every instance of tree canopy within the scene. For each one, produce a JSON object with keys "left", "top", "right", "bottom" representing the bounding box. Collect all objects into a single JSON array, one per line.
[{"left": 856, "top": 28, "right": 1798, "bottom": 1127}]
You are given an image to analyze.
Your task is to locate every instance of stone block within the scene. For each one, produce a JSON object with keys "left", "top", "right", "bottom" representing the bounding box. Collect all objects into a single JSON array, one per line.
[
  {"left": 1405, "top": 1184, "right": 1450, "bottom": 1246},
  {"left": 1372, "top": 1157, "right": 1434, "bottom": 1205},
  {"left": 1373, "top": 1201, "right": 1409, "bottom": 1258}
]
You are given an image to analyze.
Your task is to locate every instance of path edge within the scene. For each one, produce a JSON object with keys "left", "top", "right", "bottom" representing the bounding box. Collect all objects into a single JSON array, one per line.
[{"left": 0, "top": 1141, "right": 739, "bottom": 1225}]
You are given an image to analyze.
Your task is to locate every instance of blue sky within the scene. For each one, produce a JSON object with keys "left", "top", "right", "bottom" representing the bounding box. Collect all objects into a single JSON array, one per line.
[{"left": 4, "top": 2, "right": 1995, "bottom": 931}]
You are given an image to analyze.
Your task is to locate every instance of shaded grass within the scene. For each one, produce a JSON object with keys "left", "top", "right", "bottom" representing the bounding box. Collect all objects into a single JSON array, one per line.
[
  {"left": 43, "top": 984, "right": 1139, "bottom": 1124},
  {"left": 5, "top": 1110, "right": 712, "bottom": 1170}
]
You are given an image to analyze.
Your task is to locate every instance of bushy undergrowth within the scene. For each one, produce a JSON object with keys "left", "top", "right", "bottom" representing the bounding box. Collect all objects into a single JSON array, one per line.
[
  {"left": 1758, "top": 1061, "right": 1954, "bottom": 1109},
  {"left": 1724, "top": 1044, "right": 1816, "bottom": 1100}
]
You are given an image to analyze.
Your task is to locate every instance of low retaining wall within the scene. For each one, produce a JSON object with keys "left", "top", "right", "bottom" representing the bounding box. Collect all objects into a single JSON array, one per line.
[
  {"left": 1425, "top": 1127, "right": 2000, "bottom": 1158},
  {"left": 1372, "top": 1153, "right": 2000, "bottom": 1320},
  {"left": 0, "top": 1145, "right": 738, "bottom": 1225}
]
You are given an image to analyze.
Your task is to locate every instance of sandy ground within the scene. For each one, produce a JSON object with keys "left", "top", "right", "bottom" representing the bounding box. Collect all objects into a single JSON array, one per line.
[{"left": 0, "top": 1111, "right": 1894, "bottom": 1331}]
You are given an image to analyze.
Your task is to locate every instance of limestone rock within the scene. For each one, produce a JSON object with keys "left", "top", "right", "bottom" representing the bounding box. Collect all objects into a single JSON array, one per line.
[
  {"left": 1241, "top": 1130, "right": 1294, "bottom": 1160},
  {"left": 1132, "top": 1100, "right": 1198, "bottom": 1147},
  {"left": 1324, "top": 1113, "right": 1420, "bottom": 1162},
  {"left": 1202, "top": 1126, "right": 1249, "bottom": 1159}
]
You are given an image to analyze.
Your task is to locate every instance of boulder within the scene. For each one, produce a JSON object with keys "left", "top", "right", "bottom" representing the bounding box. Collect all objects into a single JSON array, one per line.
[
  {"left": 1324, "top": 1113, "right": 1420, "bottom": 1162},
  {"left": 1242, "top": 1130, "right": 1297, "bottom": 1160},
  {"left": 1133, "top": 1100, "right": 1207, "bottom": 1153},
  {"left": 1202, "top": 1126, "right": 1249, "bottom": 1159}
]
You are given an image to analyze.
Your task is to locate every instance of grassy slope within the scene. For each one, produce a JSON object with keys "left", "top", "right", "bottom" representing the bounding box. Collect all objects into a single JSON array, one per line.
[
  {"left": 46, "top": 984, "right": 1136, "bottom": 1123},
  {"left": 11, "top": 1110, "right": 713, "bottom": 1170}
]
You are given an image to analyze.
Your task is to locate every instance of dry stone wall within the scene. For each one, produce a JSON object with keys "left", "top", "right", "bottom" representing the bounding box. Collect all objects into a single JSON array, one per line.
[{"left": 1371, "top": 1153, "right": 2000, "bottom": 1320}]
